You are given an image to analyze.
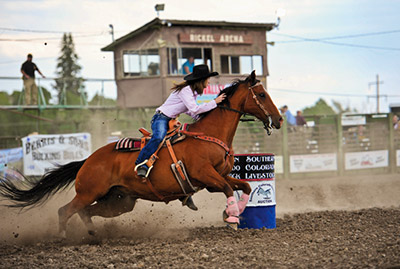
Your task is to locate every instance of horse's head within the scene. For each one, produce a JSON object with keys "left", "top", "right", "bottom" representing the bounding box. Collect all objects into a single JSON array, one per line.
[
  {"left": 243, "top": 71, "right": 283, "bottom": 133},
  {"left": 220, "top": 71, "right": 282, "bottom": 134}
]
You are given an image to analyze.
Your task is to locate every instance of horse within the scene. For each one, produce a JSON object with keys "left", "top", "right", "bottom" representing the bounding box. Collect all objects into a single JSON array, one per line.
[{"left": 0, "top": 71, "right": 282, "bottom": 236}]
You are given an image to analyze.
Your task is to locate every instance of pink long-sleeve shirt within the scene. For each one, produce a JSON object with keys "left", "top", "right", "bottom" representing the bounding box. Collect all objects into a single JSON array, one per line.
[{"left": 157, "top": 85, "right": 217, "bottom": 119}]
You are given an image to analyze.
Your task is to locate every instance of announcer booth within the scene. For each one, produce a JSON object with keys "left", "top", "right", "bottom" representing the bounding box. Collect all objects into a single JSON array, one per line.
[
  {"left": 102, "top": 18, "right": 275, "bottom": 108},
  {"left": 230, "top": 154, "right": 276, "bottom": 229}
]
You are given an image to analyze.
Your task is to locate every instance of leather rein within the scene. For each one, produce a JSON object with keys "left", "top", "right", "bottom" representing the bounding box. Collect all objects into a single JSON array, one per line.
[{"left": 217, "top": 83, "right": 274, "bottom": 135}]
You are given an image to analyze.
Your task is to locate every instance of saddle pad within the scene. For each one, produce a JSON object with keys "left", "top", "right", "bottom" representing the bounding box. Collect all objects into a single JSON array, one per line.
[{"left": 114, "top": 138, "right": 143, "bottom": 152}]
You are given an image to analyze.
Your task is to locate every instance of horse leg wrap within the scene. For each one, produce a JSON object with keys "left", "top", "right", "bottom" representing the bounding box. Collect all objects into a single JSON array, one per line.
[
  {"left": 224, "top": 196, "right": 239, "bottom": 224},
  {"left": 237, "top": 193, "right": 250, "bottom": 215}
]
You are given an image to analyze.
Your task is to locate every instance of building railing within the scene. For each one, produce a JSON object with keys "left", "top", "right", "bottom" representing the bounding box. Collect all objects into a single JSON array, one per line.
[{"left": 0, "top": 76, "right": 116, "bottom": 110}]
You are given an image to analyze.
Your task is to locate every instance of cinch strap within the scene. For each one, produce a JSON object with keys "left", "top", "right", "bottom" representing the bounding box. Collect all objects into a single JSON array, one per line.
[{"left": 194, "top": 135, "right": 233, "bottom": 156}]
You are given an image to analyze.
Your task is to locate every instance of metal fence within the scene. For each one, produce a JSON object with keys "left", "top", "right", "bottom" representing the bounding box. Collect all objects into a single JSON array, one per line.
[
  {"left": 1, "top": 108, "right": 399, "bottom": 179},
  {"left": 233, "top": 113, "right": 400, "bottom": 179}
]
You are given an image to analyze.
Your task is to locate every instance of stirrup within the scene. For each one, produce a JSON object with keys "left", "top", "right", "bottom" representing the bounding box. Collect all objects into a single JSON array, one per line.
[{"left": 134, "top": 160, "right": 153, "bottom": 178}]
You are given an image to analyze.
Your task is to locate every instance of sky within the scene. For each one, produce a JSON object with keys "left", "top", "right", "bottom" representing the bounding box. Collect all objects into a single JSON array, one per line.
[{"left": 0, "top": 0, "right": 399, "bottom": 113}]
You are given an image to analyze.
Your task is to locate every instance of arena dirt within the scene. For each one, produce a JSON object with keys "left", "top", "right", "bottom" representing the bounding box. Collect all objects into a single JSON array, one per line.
[{"left": 1, "top": 173, "right": 399, "bottom": 268}]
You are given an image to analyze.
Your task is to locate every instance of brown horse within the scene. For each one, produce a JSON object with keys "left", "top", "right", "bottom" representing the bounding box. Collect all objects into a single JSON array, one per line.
[{"left": 0, "top": 71, "right": 282, "bottom": 236}]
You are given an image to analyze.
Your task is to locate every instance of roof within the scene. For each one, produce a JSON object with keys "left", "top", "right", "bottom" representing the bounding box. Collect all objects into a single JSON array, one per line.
[{"left": 101, "top": 17, "right": 275, "bottom": 51}]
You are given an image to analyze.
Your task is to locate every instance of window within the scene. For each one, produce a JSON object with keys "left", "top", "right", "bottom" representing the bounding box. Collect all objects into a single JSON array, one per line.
[
  {"left": 167, "top": 47, "right": 213, "bottom": 75},
  {"left": 220, "top": 55, "right": 263, "bottom": 75},
  {"left": 123, "top": 49, "right": 160, "bottom": 76}
]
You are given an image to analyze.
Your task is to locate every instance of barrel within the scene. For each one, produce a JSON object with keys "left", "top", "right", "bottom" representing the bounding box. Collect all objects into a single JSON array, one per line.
[{"left": 230, "top": 153, "right": 276, "bottom": 229}]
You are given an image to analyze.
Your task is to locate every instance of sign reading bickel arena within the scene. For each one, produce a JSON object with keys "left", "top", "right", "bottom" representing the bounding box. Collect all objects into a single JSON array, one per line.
[
  {"left": 22, "top": 133, "right": 91, "bottom": 176},
  {"left": 229, "top": 154, "right": 276, "bottom": 207}
]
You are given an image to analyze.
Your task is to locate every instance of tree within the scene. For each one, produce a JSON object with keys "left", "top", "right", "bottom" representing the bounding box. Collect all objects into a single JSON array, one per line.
[
  {"left": 303, "top": 98, "right": 336, "bottom": 115},
  {"left": 54, "top": 33, "right": 83, "bottom": 105}
]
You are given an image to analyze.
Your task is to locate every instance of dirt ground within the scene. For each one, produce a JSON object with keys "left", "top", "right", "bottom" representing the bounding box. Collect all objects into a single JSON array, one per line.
[{"left": 1, "top": 173, "right": 400, "bottom": 268}]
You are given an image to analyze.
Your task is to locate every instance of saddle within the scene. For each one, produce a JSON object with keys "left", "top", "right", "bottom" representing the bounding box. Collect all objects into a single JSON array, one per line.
[{"left": 114, "top": 119, "right": 187, "bottom": 152}]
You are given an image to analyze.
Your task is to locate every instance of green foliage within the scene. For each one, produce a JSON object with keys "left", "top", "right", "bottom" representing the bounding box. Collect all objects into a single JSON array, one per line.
[
  {"left": 332, "top": 100, "right": 357, "bottom": 114},
  {"left": 0, "top": 92, "right": 10, "bottom": 105},
  {"left": 54, "top": 33, "right": 83, "bottom": 104},
  {"left": 303, "top": 98, "right": 336, "bottom": 115},
  {"left": 89, "top": 94, "right": 117, "bottom": 106}
]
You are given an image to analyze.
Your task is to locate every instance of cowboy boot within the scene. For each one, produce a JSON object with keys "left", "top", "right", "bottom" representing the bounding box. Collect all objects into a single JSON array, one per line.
[{"left": 179, "top": 196, "right": 198, "bottom": 211}]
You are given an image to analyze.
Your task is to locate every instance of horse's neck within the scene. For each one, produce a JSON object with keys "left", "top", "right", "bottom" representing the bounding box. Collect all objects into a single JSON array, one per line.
[{"left": 192, "top": 108, "right": 242, "bottom": 146}]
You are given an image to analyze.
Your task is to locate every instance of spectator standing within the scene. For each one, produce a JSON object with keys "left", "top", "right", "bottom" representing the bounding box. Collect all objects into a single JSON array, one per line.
[
  {"left": 296, "top": 110, "right": 307, "bottom": 126},
  {"left": 280, "top": 105, "right": 296, "bottom": 126},
  {"left": 20, "top": 54, "right": 45, "bottom": 105}
]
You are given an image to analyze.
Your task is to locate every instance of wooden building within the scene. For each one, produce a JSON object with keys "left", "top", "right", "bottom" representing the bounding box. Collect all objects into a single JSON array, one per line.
[{"left": 102, "top": 18, "right": 275, "bottom": 108}]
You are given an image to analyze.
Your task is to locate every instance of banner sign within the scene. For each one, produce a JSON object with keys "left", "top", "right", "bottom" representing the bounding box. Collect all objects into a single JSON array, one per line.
[
  {"left": 196, "top": 84, "right": 225, "bottom": 105},
  {"left": 179, "top": 33, "right": 253, "bottom": 45},
  {"left": 397, "top": 150, "right": 400, "bottom": 167},
  {"left": 341, "top": 115, "right": 366, "bottom": 126},
  {"left": 290, "top": 153, "right": 337, "bottom": 173},
  {"left": 230, "top": 154, "right": 276, "bottom": 207},
  {"left": 274, "top": 155, "right": 283, "bottom": 174},
  {"left": 345, "top": 150, "right": 388, "bottom": 170},
  {"left": 0, "top": 147, "right": 23, "bottom": 172},
  {"left": 21, "top": 133, "right": 91, "bottom": 176}
]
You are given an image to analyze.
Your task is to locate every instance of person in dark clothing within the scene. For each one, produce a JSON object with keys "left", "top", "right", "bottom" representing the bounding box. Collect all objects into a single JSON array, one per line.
[
  {"left": 296, "top": 110, "right": 307, "bottom": 126},
  {"left": 20, "top": 54, "right": 45, "bottom": 105}
]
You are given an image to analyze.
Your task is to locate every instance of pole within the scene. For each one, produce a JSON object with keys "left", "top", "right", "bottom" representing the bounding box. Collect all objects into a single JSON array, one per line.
[
  {"left": 368, "top": 74, "right": 384, "bottom": 113},
  {"left": 376, "top": 74, "right": 380, "bottom": 113}
]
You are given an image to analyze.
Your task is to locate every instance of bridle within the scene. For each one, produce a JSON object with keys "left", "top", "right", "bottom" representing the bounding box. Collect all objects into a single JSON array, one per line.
[{"left": 218, "top": 83, "right": 274, "bottom": 135}]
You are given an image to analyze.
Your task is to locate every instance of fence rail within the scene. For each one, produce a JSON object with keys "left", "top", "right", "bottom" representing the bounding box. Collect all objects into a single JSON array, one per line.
[{"left": 1, "top": 107, "right": 399, "bottom": 179}]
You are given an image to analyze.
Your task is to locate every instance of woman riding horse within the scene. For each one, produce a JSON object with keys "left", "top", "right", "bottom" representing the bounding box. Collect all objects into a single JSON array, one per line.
[
  {"left": 0, "top": 71, "right": 282, "bottom": 236},
  {"left": 134, "top": 64, "right": 226, "bottom": 210}
]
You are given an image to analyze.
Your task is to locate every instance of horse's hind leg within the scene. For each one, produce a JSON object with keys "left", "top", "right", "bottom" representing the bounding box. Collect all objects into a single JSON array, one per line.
[
  {"left": 78, "top": 187, "right": 137, "bottom": 235},
  {"left": 58, "top": 194, "right": 95, "bottom": 238}
]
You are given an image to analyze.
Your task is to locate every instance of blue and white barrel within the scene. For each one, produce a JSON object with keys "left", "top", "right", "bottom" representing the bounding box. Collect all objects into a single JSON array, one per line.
[{"left": 230, "top": 154, "right": 276, "bottom": 229}]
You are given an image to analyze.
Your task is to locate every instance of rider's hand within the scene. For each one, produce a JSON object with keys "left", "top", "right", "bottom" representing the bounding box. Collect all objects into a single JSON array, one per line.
[{"left": 215, "top": 93, "right": 226, "bottom": 104}]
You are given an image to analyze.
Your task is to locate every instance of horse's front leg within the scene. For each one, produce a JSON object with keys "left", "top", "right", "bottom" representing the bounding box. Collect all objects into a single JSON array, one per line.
[
  {"left": 194, "top": 166, "right": 240, "bottom": 225},
  {"left": 224, "top": 175, "right": 251, "bottom": 215}
]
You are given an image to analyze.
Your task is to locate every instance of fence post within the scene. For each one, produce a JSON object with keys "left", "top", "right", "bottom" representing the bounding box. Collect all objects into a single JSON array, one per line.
[
  {"left": 282, "top": 119, "right": 289, "bottom": 179},
  {"left": 388, "top": 113, "right": 396, "bottom": 173},
  {"left": 336, "top": 114, "right": 344, "bottom": 176}
]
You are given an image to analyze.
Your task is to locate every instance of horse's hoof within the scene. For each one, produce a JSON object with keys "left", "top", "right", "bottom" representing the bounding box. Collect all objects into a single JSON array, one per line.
[
  {"left": 222, "top": 209, "right": 228, "bottom": 221},
  {"left": 59, "top": 231, "right": 66, "bottom": 239},
  {"left": 226, "top": 222, "right": 238, "bottom": 231}
]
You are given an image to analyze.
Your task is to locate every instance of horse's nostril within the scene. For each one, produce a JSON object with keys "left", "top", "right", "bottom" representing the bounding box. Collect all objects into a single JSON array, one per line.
[{"left": 279, "top": 117, "right": 284, "bottom": 123}]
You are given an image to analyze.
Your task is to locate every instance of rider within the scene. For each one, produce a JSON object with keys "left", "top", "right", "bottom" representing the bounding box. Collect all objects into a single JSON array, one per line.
[{"left": 134, "top": 64, "right": 226, "bottom": 210}]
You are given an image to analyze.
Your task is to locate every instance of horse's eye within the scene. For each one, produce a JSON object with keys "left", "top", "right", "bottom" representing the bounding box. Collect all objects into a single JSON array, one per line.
[{"left": 259, "top": 93, "right": 265, "bottom": 98}]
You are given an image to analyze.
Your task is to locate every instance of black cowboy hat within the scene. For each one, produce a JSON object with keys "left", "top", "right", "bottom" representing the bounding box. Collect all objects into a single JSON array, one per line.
[{"left": 184, "top": 64, "right": 218, "bottom": 82}]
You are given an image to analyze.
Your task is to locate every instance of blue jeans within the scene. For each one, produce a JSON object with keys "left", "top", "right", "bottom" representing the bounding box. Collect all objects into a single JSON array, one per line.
[{"left": 135, "top": 112, "right": 171, "bottom": 166}]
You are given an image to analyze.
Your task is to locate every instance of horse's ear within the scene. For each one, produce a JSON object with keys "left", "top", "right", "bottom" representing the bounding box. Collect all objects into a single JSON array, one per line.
[
  {"left": 251, "top": 70, "right": 256, "bottom": 82},
  {"left": 246, "top": 70, "right": 257, "bottom": 85}
]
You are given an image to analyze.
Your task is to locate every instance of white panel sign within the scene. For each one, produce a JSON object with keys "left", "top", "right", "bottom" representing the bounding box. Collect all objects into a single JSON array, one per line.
[
  {"left": 342, "top": 115, "right": 366, "bottom": 126},
  {"left": 290, "top": 153, "right": 337, "bottom": 173},
  {"left": 22, "top": 133, "right": 91, "bottom": 176},
  {"left": 274, "top": 155, "right": 283, "bottom": 174},
  {"left": 397, "top": 150, "right": 400, "bottom": 167},
  {"left": 345, "top": 150, "right": 388, "bottom": 170}
]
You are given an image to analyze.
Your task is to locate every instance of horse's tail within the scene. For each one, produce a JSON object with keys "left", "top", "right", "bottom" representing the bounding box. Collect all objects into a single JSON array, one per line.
[{"left": 0, "top": 159, "right": 86, "bottom": 209}]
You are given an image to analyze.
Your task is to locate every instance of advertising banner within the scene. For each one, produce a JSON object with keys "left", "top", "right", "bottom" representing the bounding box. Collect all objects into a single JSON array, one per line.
[
  {"left": 290, "top": 153, "right": 337, "bottom": 173},
  {"left": 230, "top": 154, "right": 275, "bottom": 207},
  {"left": 397, "top": 150, "right": 400, "bottom": 167},
  {"left": 345, "top": 150, "right": 388, "bottom": 170},
  {"left": 21, "top": 133, "right": 91, "bottom": 176},
  {"left": 0, "top": 147, "right": 23, "bottom": 173},
  {"left": 196, "top": 84, "right": 225, "bottom": 104}
]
